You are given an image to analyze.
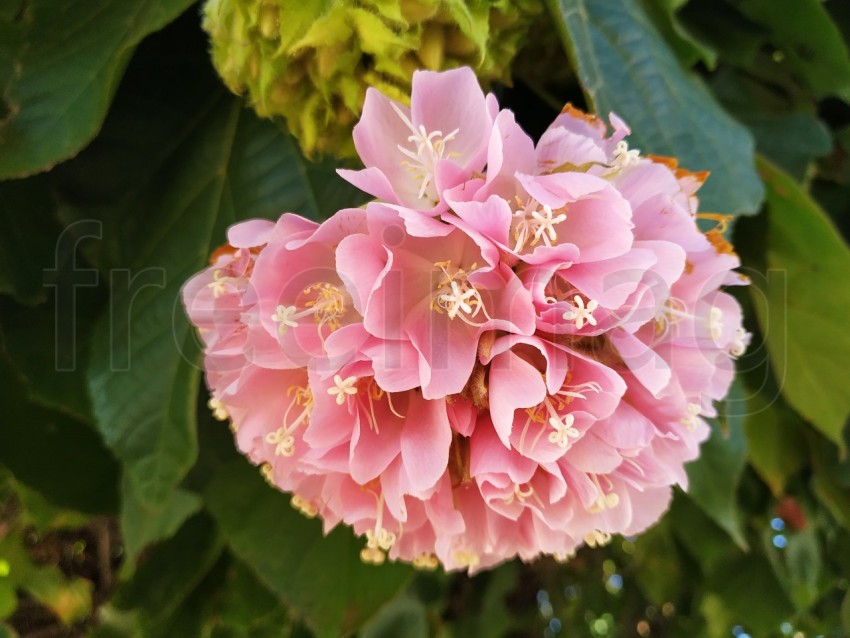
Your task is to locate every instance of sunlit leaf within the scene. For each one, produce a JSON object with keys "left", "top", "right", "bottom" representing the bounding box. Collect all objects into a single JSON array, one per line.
[
  {"left": 742, "top": 396, "right": 808, "bottom": 495},
  {"left": 754, "top": 158, "right": 850, "bottom": 449}
]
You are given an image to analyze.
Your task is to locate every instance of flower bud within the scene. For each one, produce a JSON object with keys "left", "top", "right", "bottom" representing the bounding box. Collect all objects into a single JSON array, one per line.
[{"left": 202, "top": 0, "right": 541, "bottom": 157}]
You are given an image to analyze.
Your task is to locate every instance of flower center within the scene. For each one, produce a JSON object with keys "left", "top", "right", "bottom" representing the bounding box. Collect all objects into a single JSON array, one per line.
[
  {"left": 655, "top": 298, "right": 724, "bottom": 341},
  {"left": 207, "top": 268, "right": 242, "bottom": 298},
  {"left": 518, "top": 376, "right": 601, "bottom": 454},
  {"left": 431, "top": 260, "right": 490, "bottom": 326},
  {"left": 503, "top": 482, "right": 536, "bottom": 505},
  {"left": 512, "top": 198, "right": 568, "bottom": 253},
  {"left": 271, "top": 282, "right": 347, "bottom": 335},
  {"left": 392, "top": 103, "right": 459, "bottom": 203}
]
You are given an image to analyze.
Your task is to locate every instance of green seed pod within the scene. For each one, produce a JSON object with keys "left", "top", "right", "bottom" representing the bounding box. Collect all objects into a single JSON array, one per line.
[{"left": 202, "top": 0, "right": 541, "bottom": 158}]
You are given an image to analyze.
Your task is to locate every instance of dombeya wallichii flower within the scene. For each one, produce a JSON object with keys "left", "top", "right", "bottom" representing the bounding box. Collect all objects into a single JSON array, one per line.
[
  {"left": 202, "top": 0, "right": 539, "bottom": 157},
  {"left": 183, "top": 68, "right": 750, "bottom": 573}
]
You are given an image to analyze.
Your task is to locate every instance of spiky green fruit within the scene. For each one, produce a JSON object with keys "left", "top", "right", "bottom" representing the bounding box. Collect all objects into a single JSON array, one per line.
[{"left": 203, "top": 0, "right": 540, "bottom": 157}]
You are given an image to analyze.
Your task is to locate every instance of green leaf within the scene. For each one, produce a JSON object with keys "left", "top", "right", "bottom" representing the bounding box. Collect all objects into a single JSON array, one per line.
[
  {"left": 442, "top": 562, "right": 518, "bottom": 638},
  {"left": 754, "top": 158, "right": 850, "bottom": 449},
  {"left": 735, "top": 0, "right": 850, "bottom": 100},
  {"left": 360, "top": 594, "right": 429, "bottom": 638},
  {"left": 812, "top": 471, "right": 850, "bottom": 529},
  {"left": 705, "top": 551, "right": 794, "bottom": 636},
  {"left": 0, "top": 583, "right": 15, "bottom": 620},
  {"left": 683, "top": 380, "right": 748, "bottom": 549},
  {"left": 782, "top": 527, "right": 822, "bottom": 612},
  {"left": 548, "top": 0, "right": 764, "bottom": 216},
  {"left": 53, "top": 19, "right": 355, "bottom": 508},
  {"left": 0, "top": 176, "right": 60, "bottom": 304},
  {"left": 14, "top": 481, "right": 90, "bottom": 534},
  {"left": 0, "top": 350, "right": 119, "bottom": 514},
  {"left": 631, "top": 520, "right": 688, "bottom": 605},
  {"left": 842, "top": 587, "right": 850, "bottom": 636},
  {"left": 668, "top": 493, "right": 736, "bottom": 576},
  {"left": 114, "top": 512, "right": 224, "bottom": 625},
  {"left": 204, "top": 460, "right": 412, "bottom": 638},
  {"left": 740, "top": 112, "right": 832, "bottom": 182},
  {"left": 120, "top": 475, "right": 202, "bottom": 564},
  {"left": 674, "top": 1, "right": 765, "bottom": 67},
  {"left": 0, "top": 0, "right": 196, "bottom": 178},
  {"left": 639, "top": 0, "right": 717, "bottom": 69},
  {"left": 742, "top": 394, "right": 808, "bottom": 496},
  {"left": 205, "top": 557, "right": 290, "bottom": 638}
]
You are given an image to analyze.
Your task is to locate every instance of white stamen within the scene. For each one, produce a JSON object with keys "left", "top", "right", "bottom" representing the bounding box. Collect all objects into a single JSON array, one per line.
[
  {"left": 360, "top": 494, "right": 396, "bottom": 565},
  {"left": 272, "top": 284, "right": 347, "bottom": 337},
  {"left": 328, "top": 374, "right": 358, "bottom": 405},
  {"left": 548, "top": 412, "right": 580, "bottom": 448},
  {"left": 503, "top": 483, "right": 535, "bottom": 505},
  {"left": 453, "top": 549, "right": 480, "bottom": 569},
  {"left": 291, "top": 494, "right": 319, "bottom": 518},
  {"left": 730, "top": 327, "right": 749, "bottom": 358},
  {"left": 265, "top": 385, "right": 313, "bottom": 456},
  {"left": 708, "top": 306, "right": 724, "bottom": 340},
  {"left": 584, "top": 529, "right": 612, "bottom": 548},
  {"left": 512, "top": 200, "right": 567, "bottom": 252},
  {"left": 431, "top": 261, "right": 490, "bottom": 326},
  {"left": 207, "top": 396, "right": 229, "bottom": 421},
  {"left": 611, "top": 140, "right": 640, "bottom": 168},
  {"left": 680, "top": 402, "right": 702, "bottom": 431},
  {"left": 587, "top": 474, "right": 620, "bottom": 513},
  {"left": 265, "top": 428, "right": 295, "bottom": 457},
  {"left": 207, "top": 269, "right": 236, "bottom": 298},
  {"left": 563, "top": 295, "right": 599, "bottom": 329},
  {"left": 531, "top": 205, "right": 568, "bottom": 243},
  {"left": 412, "top": 553, "right": 440, "bottom": 570},
  {"left": 557, "top": 380, "right": 603, "bottom": 401},
  {"left": 391, "top": 103, "right": 459, "bottom": 203},
  {"left": 271, "top": 304, "right": 299, "bottom": 334},
  {"left": 554, "top": 549, "right": 576, "bottom": 563}
]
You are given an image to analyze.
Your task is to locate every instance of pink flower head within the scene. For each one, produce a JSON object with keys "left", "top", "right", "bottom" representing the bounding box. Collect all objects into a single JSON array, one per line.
[{"left": 183, "top": 69, "right": 749, "bottom": 573}]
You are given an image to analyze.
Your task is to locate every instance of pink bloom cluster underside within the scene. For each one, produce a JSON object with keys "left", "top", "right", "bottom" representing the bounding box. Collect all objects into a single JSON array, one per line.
[{"left": 183, "top": 68, "right": 750, "bottom": 573}]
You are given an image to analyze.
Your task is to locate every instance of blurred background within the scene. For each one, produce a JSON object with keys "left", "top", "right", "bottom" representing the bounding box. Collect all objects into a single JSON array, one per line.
[{"left": 1, "top": 0, "right": 850, "bottom": 636}]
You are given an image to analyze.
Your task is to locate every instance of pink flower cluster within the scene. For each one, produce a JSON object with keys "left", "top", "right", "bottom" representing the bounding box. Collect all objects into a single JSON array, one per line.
[{"left": 183, "top": 68, "right": 750, "bottom": 572}]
